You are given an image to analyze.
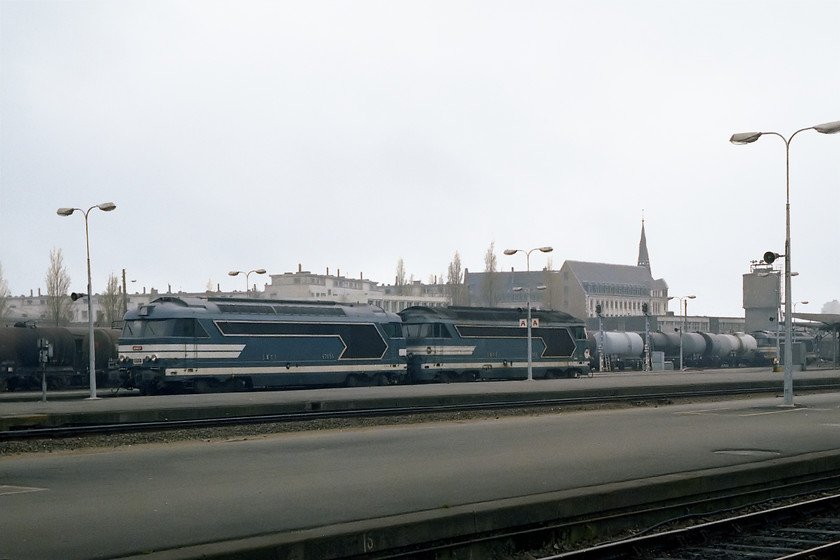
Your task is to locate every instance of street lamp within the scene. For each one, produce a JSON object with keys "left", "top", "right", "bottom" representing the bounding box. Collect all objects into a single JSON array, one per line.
[
  {"left": 731, "top": 120, "right": 840, "bottom": 406},
  {"left": 228, "top": 269, "right": 266, "bottom": 295},
  {"left": 669, "top": 295, "right": 696, "bottom": 371},
  {"left": 504, "top": 246, "right": 553, "bottom": 381},
  {"left": 56, "top": 202, "right": 117, "bottom": 400}
]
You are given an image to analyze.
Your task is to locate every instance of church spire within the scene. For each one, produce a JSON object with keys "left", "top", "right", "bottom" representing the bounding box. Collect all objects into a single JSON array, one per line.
[{"left": 638, "top": 213, "right": 651, "bottom": 272}]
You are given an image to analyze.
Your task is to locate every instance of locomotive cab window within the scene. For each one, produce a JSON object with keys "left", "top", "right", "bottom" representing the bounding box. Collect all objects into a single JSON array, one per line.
[
  {"left": 382, "top": 322, "right": 403, "bottom": 339},
  {"left": 403, "top": 323, "right": 451, "bottom": 339},
  {"left": 122, "top": 319, "right": 209, "bottom": 339}
]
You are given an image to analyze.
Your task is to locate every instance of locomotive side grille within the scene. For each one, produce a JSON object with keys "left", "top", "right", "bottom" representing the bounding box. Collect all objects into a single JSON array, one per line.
[{"left": 215, "top": 303, "right": 347, "bottom": 317}]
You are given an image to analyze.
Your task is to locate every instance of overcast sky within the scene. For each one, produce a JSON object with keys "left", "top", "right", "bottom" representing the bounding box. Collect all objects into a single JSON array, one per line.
[{"left": 2, "top": 0, "right": 839, "bottom": 318}]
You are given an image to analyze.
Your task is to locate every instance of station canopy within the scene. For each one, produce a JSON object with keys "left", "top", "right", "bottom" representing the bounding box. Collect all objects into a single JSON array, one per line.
[{"left": 792, "top": 313, "right": 840, "bottom": 330}]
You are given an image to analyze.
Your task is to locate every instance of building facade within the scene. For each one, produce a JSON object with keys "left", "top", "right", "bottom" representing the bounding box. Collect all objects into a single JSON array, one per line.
[
  {"left": 263, "top": 266, "right": 449, "bottom": 312},
  {"left": 549, "top": 220, "right": 669, "bottom": 319},
  {"left": 552, "top": 260, "right": 670, "bottom": 319},
  {"left": 2, "top": 222, "right": 754, "bottom": 335}
]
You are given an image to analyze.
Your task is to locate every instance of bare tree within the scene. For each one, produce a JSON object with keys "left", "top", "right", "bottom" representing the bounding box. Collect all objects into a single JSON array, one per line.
[
  {"left": 0, "top": 261, "right": 9, "bottom": 324},
  {"left": 100, "top": 272, "right": 123, "bottom": 327},
  {"left": 45, "top": 247, "right": 72, "bottom": 326},
  {"left": 447, "top": 251, "right": 467, "bottom": 306},
  {"left": 482, "top": 242, "right": 500, "bottom": 306},
  {"left": 395, "top": 258, "right": 407, "bottom": 295}
]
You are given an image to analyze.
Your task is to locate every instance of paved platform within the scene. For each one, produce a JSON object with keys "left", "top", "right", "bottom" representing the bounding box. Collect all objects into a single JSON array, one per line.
[
  {"left": 4, "top": 390, "right": 840, "bottom": 559},
  {"left": 1, "top": 367, "right": 839, "bottom": 432}
]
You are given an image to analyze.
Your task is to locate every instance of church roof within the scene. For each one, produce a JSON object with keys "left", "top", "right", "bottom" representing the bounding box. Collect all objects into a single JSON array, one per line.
[{"left": 562, "top": 260, "right": 666, "bottom": 289}]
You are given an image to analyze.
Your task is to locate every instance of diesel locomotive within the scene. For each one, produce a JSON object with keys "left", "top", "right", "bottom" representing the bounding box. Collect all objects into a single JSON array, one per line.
[
  {"left": 117, "top": 296, "right": 407, "bottom": 394},
  {"left": 399, "top": 306, "right": 591, "bottom": 381}
]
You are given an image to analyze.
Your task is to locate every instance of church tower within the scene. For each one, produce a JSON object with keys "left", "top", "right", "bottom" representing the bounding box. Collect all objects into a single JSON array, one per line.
[{"left": 638, "top": 218, "right": 651, "bottom": 272}]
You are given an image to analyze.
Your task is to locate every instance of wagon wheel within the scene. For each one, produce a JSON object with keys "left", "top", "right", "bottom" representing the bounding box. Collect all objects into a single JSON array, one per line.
[
  {"left": 193, "top": 379, "right": 211, "bottom": 393},
  {"left": 345, "top": 374, "right": 363, "bottom": 387},
  {"left": 139, "top": 382, "right": 158, "bottom": 396},
  {"left": 48, "top": 376, "right": 67, "bottom": 390}
]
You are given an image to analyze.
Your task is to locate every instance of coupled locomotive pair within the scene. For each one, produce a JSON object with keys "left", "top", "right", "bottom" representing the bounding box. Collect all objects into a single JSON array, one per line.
[{"left": 116, "top": 296, "right": 591, "bottom": 394}]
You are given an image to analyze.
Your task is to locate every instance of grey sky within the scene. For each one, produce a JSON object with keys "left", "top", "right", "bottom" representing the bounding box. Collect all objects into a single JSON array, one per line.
[{"left": 2, "top": 0, "right": 839, "bottom": 318}]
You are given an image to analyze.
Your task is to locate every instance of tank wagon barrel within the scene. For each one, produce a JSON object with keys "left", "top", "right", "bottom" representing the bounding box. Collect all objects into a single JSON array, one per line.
[
  {"left": 587, "top": 330, "right": 644, "bottom": 371},
  {"left": 682, "top": 332, "right": 707, "bottom": 358},
  {"left": 586, "top": 329, "right": 763, "bottom": 371},
  {"left": 0, "top": 325, "right": 120, "bottom": 391}
]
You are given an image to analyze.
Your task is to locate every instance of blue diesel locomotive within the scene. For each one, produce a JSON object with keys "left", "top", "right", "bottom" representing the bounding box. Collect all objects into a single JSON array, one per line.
[
  {"left": 117, "top": 296, "right": 407, "bottom": 393},
  {"left": 399, "top": 306, "right": 591, "bottom": 382}
]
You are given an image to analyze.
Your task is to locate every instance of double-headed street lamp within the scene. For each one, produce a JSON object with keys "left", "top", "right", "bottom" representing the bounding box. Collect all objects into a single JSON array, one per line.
[
  {"left": 57, "top": 202, "right": 117, "bottom": 400},
  {"left": 229, "top": 268, "right": 266, "bottom": 295},
  {"left": 503, "top": 246, "right": 553, "bottom": 381},
  {"left": 730, "top": 120, "right": 840, "bottom": 406},
  {"left": 669, "top": 295, "right": 695, "bottom": 371}
]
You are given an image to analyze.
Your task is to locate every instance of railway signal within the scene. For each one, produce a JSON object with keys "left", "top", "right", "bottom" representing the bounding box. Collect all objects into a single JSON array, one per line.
[
  {"left": 38, "top": 337, "right": 52, "bottom": 402},
  {"left": 763, "top": 251, "right": 781, "bottom": 265}
]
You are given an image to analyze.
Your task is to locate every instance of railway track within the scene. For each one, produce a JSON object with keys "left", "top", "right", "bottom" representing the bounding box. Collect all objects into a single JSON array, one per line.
[
  {"left": 544, "top": 492, "right": 840, "bottom": 560},
  {"left": 1, "top": 384, "right": 832, "bottom": 441},
  {"left": 359, "top": 487, "right": 840, "bottom": 560}
]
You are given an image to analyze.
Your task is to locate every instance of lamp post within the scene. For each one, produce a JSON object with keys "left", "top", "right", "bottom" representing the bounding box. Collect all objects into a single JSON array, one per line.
[
  {"left": 57, "top": 202, "right": 117, "bottom": 400},
  {"left": 669, "top": 295, "right": 696, "bottom": 371},
  {"left": 731, "top": 120, "right": 840, "bottom": 406},
  {"left": 503, "top": 246, "right": 553, "bottom": 381},
  {"left": 643, "top": 302, "right": 651, "bottom": 371},
  {"left": 228, "top": 269, "right": 266, "bottom": 295}
]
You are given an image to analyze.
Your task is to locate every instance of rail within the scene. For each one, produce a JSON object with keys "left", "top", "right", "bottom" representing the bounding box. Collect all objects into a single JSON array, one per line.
[
  {"left": 543, "top": 492, "right": 840, "bottom": 559},
  {"left": 3, "top": 383, "right": 839, "bottom": 441}
]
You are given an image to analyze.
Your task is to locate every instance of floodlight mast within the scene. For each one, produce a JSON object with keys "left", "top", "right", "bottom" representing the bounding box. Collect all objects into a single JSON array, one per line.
[
  {"left": 730, "top": 120, "right": 840, "bottom": 406},
  {"left": 228, "top": 269, "right": 267, "bottom": 295},
  {"left": 55, "top": 202, "right": 117, "bottom": 400},
  {"left": 670, "top": 295, "right": 696, "bottom": 371},
  {"left": 503, "top": 246, "right": 553, "bottom": 381}
]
